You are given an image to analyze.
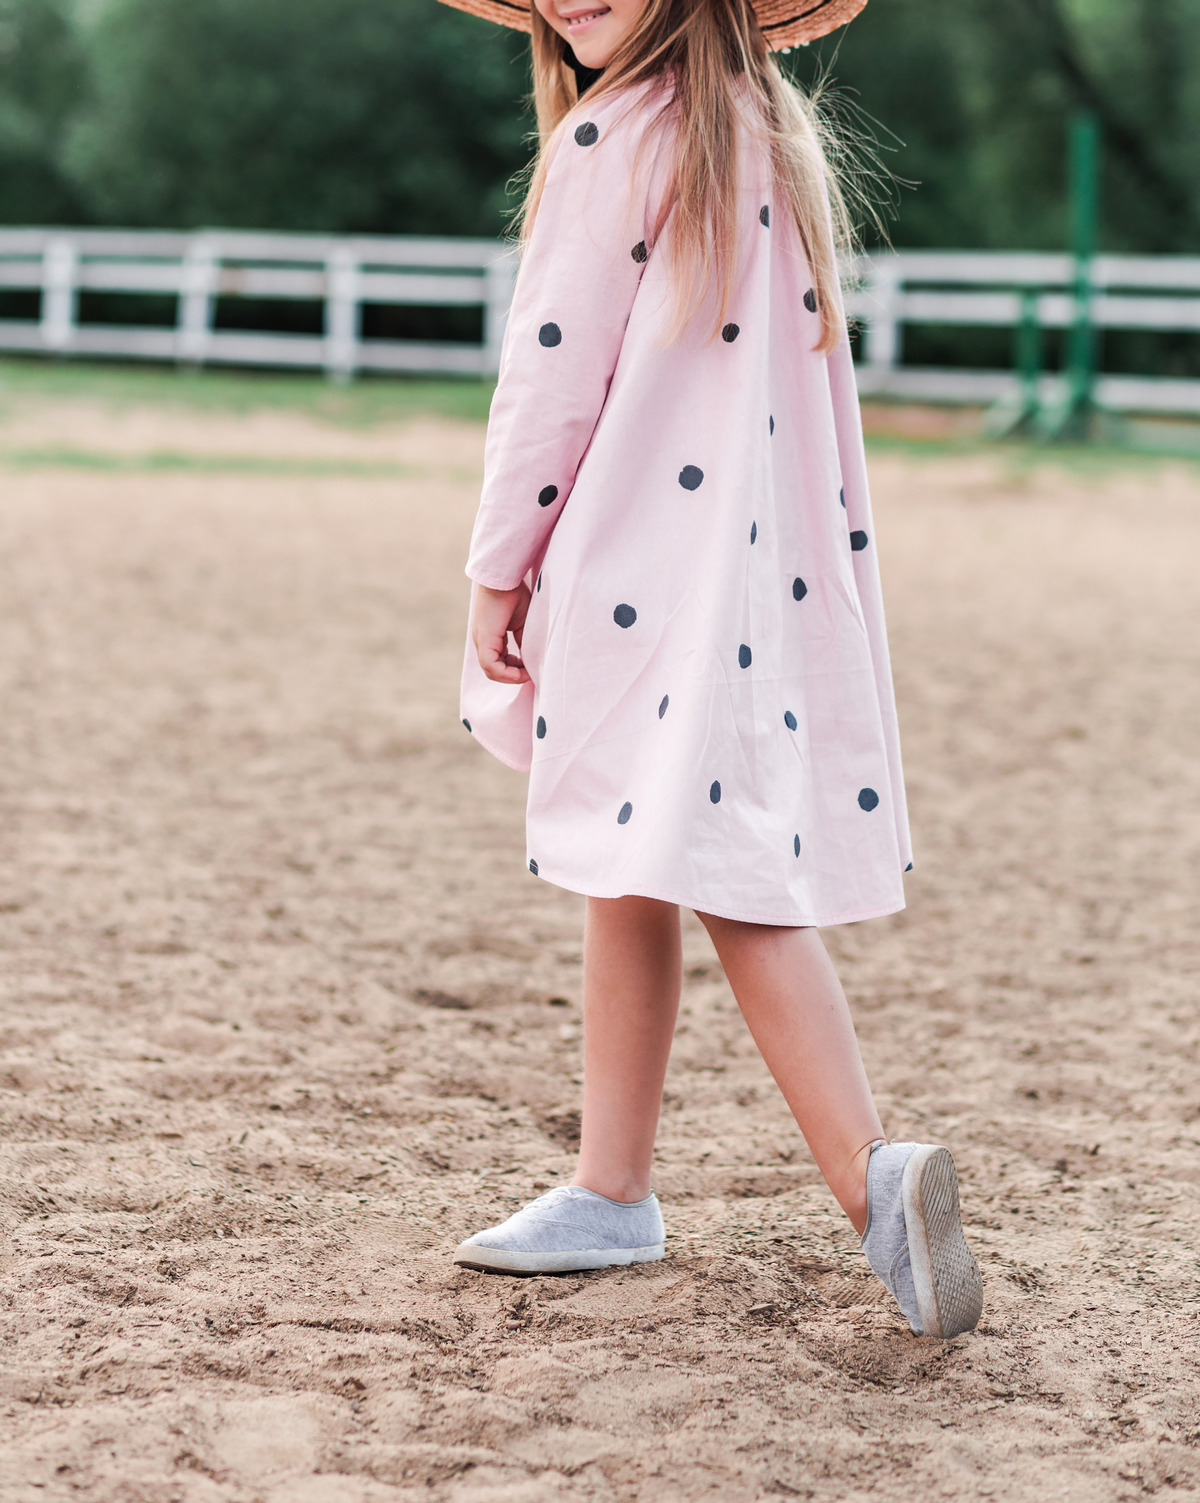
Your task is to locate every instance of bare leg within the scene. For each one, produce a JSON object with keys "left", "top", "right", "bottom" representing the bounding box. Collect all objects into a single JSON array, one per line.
[
  {"left": 696, "top": 915, "right": 882, "bottom": 1234},
  {"left": 572, "top": 895, "right": 682, "bottom": 1203}
]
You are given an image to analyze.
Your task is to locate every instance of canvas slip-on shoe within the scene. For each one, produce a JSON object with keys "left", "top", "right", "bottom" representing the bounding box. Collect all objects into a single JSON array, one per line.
[
  {"left": 862, "top": 1141, "right": 984, "bottom": 1338},
  {"left": 453, "top": 1184, "right": 665, "bottom": 1274}
]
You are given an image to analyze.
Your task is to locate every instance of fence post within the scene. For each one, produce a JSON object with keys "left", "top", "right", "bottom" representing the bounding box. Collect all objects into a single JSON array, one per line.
[
  {"left": 1064, "top": 110, "right": 1099, "bottom": 435},
  {"left": 178, "top": 237, "right": 218, "bottom": 366},
  {"left": 41, "top": 237, "right": 77, "bottom": 352},
  {"left": 987, "top": 288, "right": 1044, "bottom": 438},
  {"left": 483, "top": 249, "right": 516, "bottom": 376},
  {"left": 862, "top": 256, "right": 901, "bottom": 390},
  {"left": 325, "top": 246, "right": 360, "bottom": 383}
]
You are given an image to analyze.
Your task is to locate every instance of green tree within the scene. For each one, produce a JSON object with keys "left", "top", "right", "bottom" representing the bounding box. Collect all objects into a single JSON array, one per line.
[
  {"left": 2, "top": 0, "right": 1196, "bottom": 256},
  {"left": 0, "top": 0, "right": 89, "bottom": 222},
  {"left": 64, "top": 0, "right": 531, "bottom": 235},
  {"left": 796, "top": 0, "right": 1200, "bottom": 252}
]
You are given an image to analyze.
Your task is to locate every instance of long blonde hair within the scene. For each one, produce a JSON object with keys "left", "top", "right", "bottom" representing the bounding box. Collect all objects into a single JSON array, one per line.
[{"left": 521, "top": 0, "right": 857, "bottom": 355}]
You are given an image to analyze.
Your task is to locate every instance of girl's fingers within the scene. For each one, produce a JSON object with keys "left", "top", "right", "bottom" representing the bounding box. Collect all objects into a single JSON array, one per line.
[
  {"left": 473, "top": 583, "right": 533, "bottom": 684},
  {"left": 482, "top": 654, "right": 530, "bottom": 684},
  {"left": 475, "top": 626, "right": 530, "bottom": 684}
]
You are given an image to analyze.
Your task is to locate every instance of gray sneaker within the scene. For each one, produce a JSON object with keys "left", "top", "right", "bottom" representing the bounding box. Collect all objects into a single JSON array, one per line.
[
  {"left": 861, "top": 1141, "right": 983, "bottom": 1338},
  {"left": 453, "top": 1184, "right": 666, "bottom": 1274}
]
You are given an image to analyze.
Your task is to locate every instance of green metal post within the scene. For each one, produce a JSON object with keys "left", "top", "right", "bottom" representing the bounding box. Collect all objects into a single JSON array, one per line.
[
  {"left": 988, "top": 286, "right": 1043, "bottom": 438},
  {"left": 1061, "top": 109, "right": 1100, "bottom": 438}
]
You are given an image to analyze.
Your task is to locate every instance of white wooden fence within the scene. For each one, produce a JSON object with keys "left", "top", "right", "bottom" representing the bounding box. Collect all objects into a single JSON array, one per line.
[
  {"left": 846, "top": 250, "right": 1200, "bottom": 415},
  {"left": 0, "top": 228, "right": 516, "bottom": 380},
  {"left": 2, "top": 228, "right": 1200, "bottom": 414}
]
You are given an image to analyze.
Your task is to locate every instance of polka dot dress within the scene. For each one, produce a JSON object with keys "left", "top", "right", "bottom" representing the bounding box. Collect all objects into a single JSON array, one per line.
[{"left": 461, "top": 82, "right": 912, "bottom": 926}]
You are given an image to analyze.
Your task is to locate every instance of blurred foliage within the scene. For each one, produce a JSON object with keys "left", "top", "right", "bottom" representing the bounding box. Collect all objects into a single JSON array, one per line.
[
  {"left": 0, "top": 0, "right": 89, "bottom": 221},
  {"left": 64, "top": 0, "right": 530, "bottom": 234},
  {"left": 0, "top": 0, "right": 1196, "bottom": 250},
  {"left": 794, "top": 0, "right": 1200, "bottom": 252}
]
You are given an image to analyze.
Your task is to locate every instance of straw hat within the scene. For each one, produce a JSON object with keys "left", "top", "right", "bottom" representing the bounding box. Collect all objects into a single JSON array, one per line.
[{"left": 435, "top": 0, "right": 867, "bottom": 52}]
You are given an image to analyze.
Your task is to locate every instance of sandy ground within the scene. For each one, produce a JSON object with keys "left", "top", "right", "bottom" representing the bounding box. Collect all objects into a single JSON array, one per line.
[{"left": 0, "top": 392, "right": 1199, "bottom": 1502}]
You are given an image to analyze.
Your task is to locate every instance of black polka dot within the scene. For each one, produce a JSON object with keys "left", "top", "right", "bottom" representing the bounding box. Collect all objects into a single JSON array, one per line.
[
  {"left": 759, "top": 204, "right": 770, "bottom": 227},
  {"left": 750, "top": 521, "right": 757, "bottom": 545},
  {"left": 536, "top": 715, "right": 547, "bottom": 739},
  {"left": 793, "top": 834, "right": 801, "bottom": 857},
  {"left": 738, "top": 644, "right": 752, "bottom": 669},
  {"left": 538, "top": 484, "right": 558, "bottom": 507},
  {"left": 617, "top": 801, "right": 633, "bottom": 825},
  {"left": 803, "top": 288, "right": 817, "bottom": 313},
  {"left": 858, "top": 787, "right": 880, "bottom": 812},
  {"left": 462, "top": 718, "right": 472, "bottom": 732},
  {"left": 784, "top": 710, "right": 797, "bottom": 731},
  {"left": 538, "top": 322, "right": 562, "bottom": 347},
  {"left": 631, "top": 240, "right": 647, "bottom": 263},
  {"left": 613, "top": 603, "right": 637, "bottom": 629},
  {"left": 721, "top": 323, "right": 740, "bottom": 343},
  {"left": 769, "top": 414, "right": 774, "bottom": 435},
  {"left": 678, "top": 465, "right": 704, "bottom": 490},
  {"left": 536, "top": 571, "right": 542, "bottom": 592},
  {"left": 905, "top": 861, "right": 914, "bottom": 872},
  {"left": 709, "top": 781, "right": 721, "bottom": 804},
  {"left": 658, "top": 694, "right": 669, "bottom": 719},
  {"left": 839, "top": 486, "right": 846, "bottom": 508},
  {"left": 792, "top": 577, "right": 807, "bottom": 601},
  {"left": 574, "top": 121, "right": 599, "bottom": 147},
  {"left": 850, "top": 530, "right": 869, "bottom": 551},
  {"left": 529, "top": 858, "right": 539, "bottom": 875}
]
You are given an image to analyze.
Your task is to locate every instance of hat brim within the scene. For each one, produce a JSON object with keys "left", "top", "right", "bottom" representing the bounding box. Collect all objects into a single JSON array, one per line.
[{"left": 435, "top": 0, "right": 867, "bottom": 52}]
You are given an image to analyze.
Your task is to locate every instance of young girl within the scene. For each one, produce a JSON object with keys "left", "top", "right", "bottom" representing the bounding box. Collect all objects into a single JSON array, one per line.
[{"left": 440, "top": 0, "right": 983, "bottom": 1339}]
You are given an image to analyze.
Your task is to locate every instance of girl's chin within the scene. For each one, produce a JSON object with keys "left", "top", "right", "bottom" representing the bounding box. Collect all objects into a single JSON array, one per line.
[
  {"left": 564, "top": 30, "right": 617, "bottom": 67},
  {"left": 570, "top": 44, "right": 613, "bottom": 66}
]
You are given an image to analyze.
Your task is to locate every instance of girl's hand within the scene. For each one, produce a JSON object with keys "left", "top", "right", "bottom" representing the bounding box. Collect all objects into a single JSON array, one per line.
[{"left": 473, "top": 583, "right": 532, "bottom": 685}]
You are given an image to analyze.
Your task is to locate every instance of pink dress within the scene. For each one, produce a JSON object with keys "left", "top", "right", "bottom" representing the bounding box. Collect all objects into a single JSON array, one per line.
[{"left": 460, "top": 82, "right": 912, "bottom": 926}]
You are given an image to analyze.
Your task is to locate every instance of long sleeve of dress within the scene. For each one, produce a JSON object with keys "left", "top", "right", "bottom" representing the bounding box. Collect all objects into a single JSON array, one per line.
[{"left": 465, "top": 92, "right": 664, "bottom": 591}]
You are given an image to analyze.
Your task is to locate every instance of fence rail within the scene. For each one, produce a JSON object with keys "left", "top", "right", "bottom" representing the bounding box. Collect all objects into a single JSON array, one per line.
[
  {"left": 0, "top": 228, "right": 516, "bottom": 380},
  {"left": 2, "top": 229, "right": 1200, "bottom": 413},
  {"left": 846, "top": 250, "right": 1200, "bottom": 415}
]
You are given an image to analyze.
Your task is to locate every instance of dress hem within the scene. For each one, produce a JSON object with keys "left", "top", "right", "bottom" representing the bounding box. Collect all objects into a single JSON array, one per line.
[
  {"left": 465, "top": 724, "right": 531, "bottom": 775},
  {"left": 525, "top": 866, "right": 907, "bottom": 929}
]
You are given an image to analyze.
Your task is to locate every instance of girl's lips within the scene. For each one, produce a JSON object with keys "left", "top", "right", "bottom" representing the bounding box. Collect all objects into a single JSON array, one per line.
[{"left": 560, "top": 6, "right": 610, "bottom": 29}]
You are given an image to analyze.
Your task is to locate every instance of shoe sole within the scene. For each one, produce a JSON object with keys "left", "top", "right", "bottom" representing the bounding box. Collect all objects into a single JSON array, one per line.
[
  {"left": 452, "top": 1242, "right": 665, "bottom": 1275},
  {"left": 901, "top": 1145, "right": 983, "bottom": 1339}
]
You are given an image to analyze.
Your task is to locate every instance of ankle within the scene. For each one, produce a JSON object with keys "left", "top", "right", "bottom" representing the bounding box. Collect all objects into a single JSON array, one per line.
[
  {"left": 838, "top": 1138, "right": 880, "bottom": 1237},
  {"left": 570, "top": 1169, "right": 652, "bottom": 1203}
]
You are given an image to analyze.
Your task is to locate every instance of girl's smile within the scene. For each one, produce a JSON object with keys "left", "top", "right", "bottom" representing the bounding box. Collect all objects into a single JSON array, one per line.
[
  {"left": 535, "top": 0, "right": 646, "bottom": 67},
  {"left": 560, "top": 5, "right": 611, "bottom": 32}
]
